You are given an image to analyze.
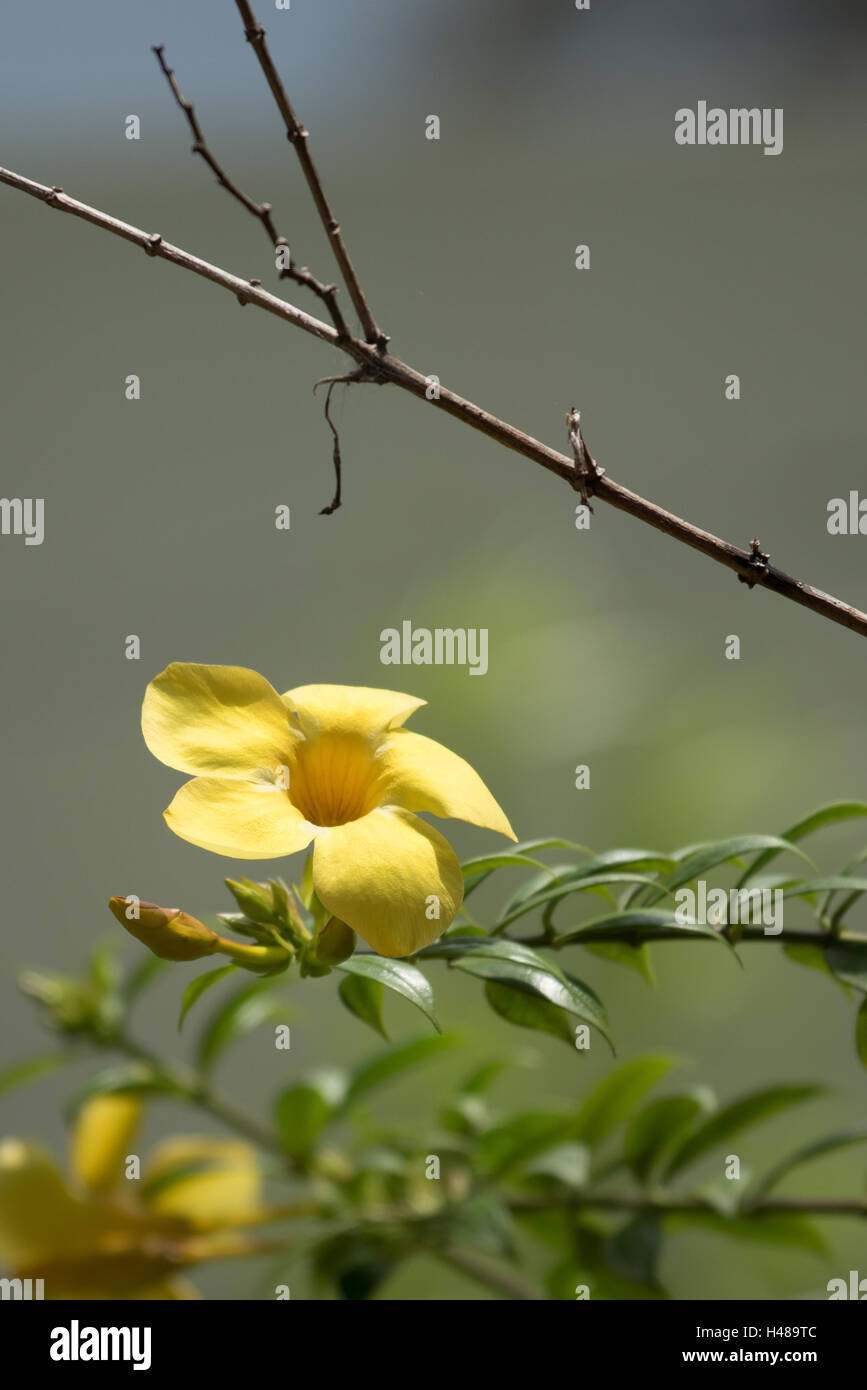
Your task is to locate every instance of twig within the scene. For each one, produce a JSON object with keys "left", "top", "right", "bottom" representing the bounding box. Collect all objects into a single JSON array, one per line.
[
  {"left": 437, "top": 1244, "right": 543, "bottom": 1300},
  {"left": 152, "top": 43, "right": 349, "bottom": 339},
  {"left": 233, "top": 0, "right": 386, "bottom": 348},
  {"left": 509, "top": 1192, "right": 867, "bottom": 1219},
  {"left": 3, "top": 164, "right": 867, "bottom": 639},
  {"left": 511, "top": 926, "right": 867, "bottom": 949}
]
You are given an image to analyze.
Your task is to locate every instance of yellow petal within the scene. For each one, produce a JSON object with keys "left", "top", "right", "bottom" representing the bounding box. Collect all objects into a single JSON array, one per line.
[
  {"left": 374, "top": 730, "right": 516, "bottom": 839},
  {"left": 282, "top": 684, "right": 425, "bottom": 740},
  {"left": 312, "top": 807, "right": 463, "bottom": 957},
  {"left": 143, "top": 663, "right": 298, "bottom": 779},
  {"left": 143, "top": 1137, "right": 261, "bottom": 1231},
  {"left": 0, "top": 1141, "right": 96, "bottom": 1268},
  {"left": 71, "top": 1094, "right": 144, "bottom": 1194},
  {"left": 165, "top": 777, "right": 315, "bottom": 859}
]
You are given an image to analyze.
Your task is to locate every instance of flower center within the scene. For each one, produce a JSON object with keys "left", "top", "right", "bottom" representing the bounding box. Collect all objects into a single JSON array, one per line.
[{"left": 287, "top": 732, "right": 382, "bottom": 827}]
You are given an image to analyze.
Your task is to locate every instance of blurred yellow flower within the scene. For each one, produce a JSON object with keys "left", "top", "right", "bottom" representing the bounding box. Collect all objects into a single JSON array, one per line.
[
  {"left": 142, "top": 665, "right": 515, "bottom": 957},
  {"left": 0, "top": 1093, "right": 263, "bottom": 1300}
]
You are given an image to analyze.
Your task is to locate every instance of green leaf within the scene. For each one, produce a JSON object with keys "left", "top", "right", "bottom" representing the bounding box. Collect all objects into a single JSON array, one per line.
[
  {"left": 195, "top": 978, "right": 287, "bottom": 1075},
  {"left": 524, "top": 1142, "right": 590, "bottom": 1188},
  {"left": 0, "top": 1052, "right": 70, "bottom": 1100},
  {"left": 657, "top": 835, "right": 811, "bottom": 901},
  {"left": 857, "top": 1000, "right": 867, "bottom": 1070},
  {"left": 624, "top": 1091, "right": 714, "bottom": 1182},
  {"left": 66, "top": 1062, "right": 180, "bottom": 1117},
  {"left": 783, "top": 942, "right": 850, "bottom": 994},
  {"left": 224, "top": 877, "right": 276, "bottom": 924},
  {"left": 275, "top": 1069, "right": 348, "bottom": 1159},
  {"left": 557, "top": 909, "right": 727, "bottom": 947},
  {"left": 345, "top": 1035, "right": 457, "bottom": 1106},
  {"left": 338, "top": 973, "right": 388, "bottom": 1040},
  {"left": 782, "top": 876, "right": 867, "bottom": 900},
  {"left": 461, "top": 852, "right": 554, "bottom": 879},
  {"left": 824, "top": 939, "right": 867, "bottom": 993},
  {"left": 607, "top": 1212, "right": 663, "bottom": 1290},
  {"left": 571, "top": 1056, "right": 677, "bottom": 1148},
  {"left": 495, "top": 852, "right": 673, "bottom": 931},
  {"left": 461, "top": 1061, "right": 508, "bottom": 1094},
  {"left": 140, "top": 1155, "right": 224, "bottom": 1203},
  {"left": 432, "top": 938, "right": 611, "bottom": 1048},
  {"left": 336, "top": 955, "right": 440, "bottom": 1033},
  {"left": 483, "top": 980, "right": 578, "bottom": 1046},
  {"left": 735, "top": 802, "right": 867, "bottom": 888},
  {"left": 664, "top": 1084, "right": 822, "bottom": 1178},
  {"left": 581, "top": 941, "right": 654, "bottom": 984},
  {"left": 748, "top": 1127, "right": 867, "bottom": 1203},
  {"left": 178, "top": 964, "right": 238, "bottom": 1032}
]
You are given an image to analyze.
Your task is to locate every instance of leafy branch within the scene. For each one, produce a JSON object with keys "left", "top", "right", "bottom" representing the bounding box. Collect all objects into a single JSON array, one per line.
[{"left": 1, "top": 1, "right": 866, "bottom": 635}]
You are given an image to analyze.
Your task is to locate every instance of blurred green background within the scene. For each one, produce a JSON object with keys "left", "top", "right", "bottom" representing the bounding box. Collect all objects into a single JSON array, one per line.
[{"left": 1, "top": 0, "right": 866, "bottom": 1298}]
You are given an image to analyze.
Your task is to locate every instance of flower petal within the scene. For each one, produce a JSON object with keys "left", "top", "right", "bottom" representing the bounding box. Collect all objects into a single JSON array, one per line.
[
  {"left": 70, "top": 1094, "right": 143, "bottom": 1194},
  {"left": 282, "top": 683, "right": 425, "bottom": 740},
  {"left": 164, "top": 777, "right": 315, "bottom": 859},
  {"left": 143, "top": 1137, "right": 261, "bottom": 1231},
  {"left": 374, "top": 731, "right": 516, "bottom": 839},
  {"left": 143, "top": 663, "right": 298, "bottom": 779},
  {"left": 0, "top": 1141, "right": 95, "bottom": 1269},
  {"left": 312, "top": 807, "right": 463, "bottom": 957}
]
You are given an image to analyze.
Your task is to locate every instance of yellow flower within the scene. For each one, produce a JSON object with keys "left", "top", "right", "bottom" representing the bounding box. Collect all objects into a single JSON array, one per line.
[
  {"left": 0, "top": 1094, "right": 263, "bottom": 1300},
  {"left": 142, "top": 665, "right": 515, "bottom": 957}
]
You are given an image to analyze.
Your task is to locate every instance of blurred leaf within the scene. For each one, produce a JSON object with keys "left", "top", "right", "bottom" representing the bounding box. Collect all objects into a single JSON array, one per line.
[
  {"left": 483, "top": 979, "right": 581, "bottom": 1045},
  {"left": 581, "top": 941, "right": 654, "bottom": 984},
  {"left": 857, "top": 1001, "right": 867, "bottom": 1070},
  {"left": 461, "top": 1061, "right": 508, "bottom": 1094},
  {"left": 782, "top": 876, "right": 867, "bottom": 900},
  {"left": 735, "top": 802, "right": 867, "bottom": 888},
  {"left": 337, "top": 956, "right": 440, "bottom": 1033},
  {"left": 313, "top": 1230, "right": 400, "bottom": 1300},
  {"left": 524, "top": 1142, "right": 590, "bottom": 1189},
  {"left": 624, "top": 1091, "right": 714, "bottom": 1183},
  {"left": 664, "top": 1085, "right": 822, "bottom": 1178},
  {"left": 432, "top": 1193, "right": 514, "bottom": 1258},
  {"left": 824, "top": 939, "right": 867, "bottom": 993},
  {"left": 345, "top": 1035, "right": 457, "bottom": 1106},
  {"left": 338, "top": 973, "right": 388, "bottom": 1040},
  {"left": 122, "top": 955, "right": 168, "bottom": 1002},
  {"left": 275, "top": 1069, "right": 348, "bottom": 1159},
  {"left": 0, "top": 1052, "right": 70, "bottom": 1100},
  {"left": 140, "top": 1155, "right": 222, "bottom": 1203},
  {"left": 607, "top": 1212, "right": 663, "bottom": 1290},
  {"left": 748, "top": 1127, "right": 867, "bottom": 1203},
  {"left": 783, "top": 941, "right": 851, "bottom": 994},
  {"left": 178, "top": 964, "right": 238, "bottom": 1032},
  {"left": 668, "top": 1209, "right": 825, "bottom": 1255},
  {"left": 195, "top": 978, "right": 287, "bottom": 1075},
  {"left": 571, "top": 1056, "right": 677, "bottom": 1148},
  {"left": 67, "top": 1062, "right": 181, "bottom": 1117},
  {"left": 476, "top": 1111, "right": 573, "bottom": 1177}
]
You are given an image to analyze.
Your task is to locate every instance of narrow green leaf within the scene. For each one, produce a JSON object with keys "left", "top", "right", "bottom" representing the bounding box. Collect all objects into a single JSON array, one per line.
[
  {"left": 664, "top": 1085, "right": 822, "bottom": 1178},
  {"left": 476, "top": 1110, "right": 573, "bottom": 1176},
  {"left": 783, "top": 942, "right": 851, "bottom": 994},
  {"left": 749, "top": 1127, "right": 867, "bottom": 1203},
  {"left": 338, "top": 973, "right": 388, "bottom": 1040},
  {"left": 337, "top": 956, "right": 440, "bottom": 1033},
  {"left": 557, "top": 908, "right": 727, "bottom": 947},
  {"left": 483, "top": 979, "right": 578, "bottom": 1046},
  {"left": 66, "top": 1062, "right": 181, "bottom": 1118},
  {"left": 581, "top": 941, "right": 654, "bottom": 984},
  {"left": 735, "top": 802, "right": 867, "bottom": 888},
  {"left": 571, "top": 1056, "right": 677, "bottom": 1148},
  {"left": 122, "top": 955, "right": 168, "bottom": 1002},
  {"left": 195, "top": 978, "right": 287, "bottom": 1074},
  {"left": 178, "top": 964, "right": 238, "bottom": 1032},
  {"left": 345, "top": 1035, "right": 457, "bottom": 1106},
  {"left": 657, "top": 836, "right": 811, "bottom": 901},
  {"left": 0, "top": 1053, "right": 70, "bottom": 1100},
  {"left": 782, "top": 876, "right": 867, "bottom": 900},
  {"left": 668, "top": 1209, "right": 825, "bottom": 1255}
]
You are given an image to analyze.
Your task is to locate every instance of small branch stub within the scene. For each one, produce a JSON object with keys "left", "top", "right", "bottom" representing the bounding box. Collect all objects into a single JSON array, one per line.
[
  {"left": 739, "top": 537, "right": 771, "bottom": 588},
  {"left": 566, "top": 407, "right": 605, "bottom": 510}
]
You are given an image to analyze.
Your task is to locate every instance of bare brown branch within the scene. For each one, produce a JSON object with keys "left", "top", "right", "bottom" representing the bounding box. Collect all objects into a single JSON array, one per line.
[
  {"left": 233, "top": 0, "right": 386, "bottom": 348},
  {"left": 2, "top": 163, "right": 866, "bottom": 640},
  {"left": 152, "top": 42, "right": 349, "bottom": 339}
]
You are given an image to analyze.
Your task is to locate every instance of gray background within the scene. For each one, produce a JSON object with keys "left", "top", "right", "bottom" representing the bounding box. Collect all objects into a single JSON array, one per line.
[{"left": 1, "top": 0, "right": 866, "bottom": 1298}]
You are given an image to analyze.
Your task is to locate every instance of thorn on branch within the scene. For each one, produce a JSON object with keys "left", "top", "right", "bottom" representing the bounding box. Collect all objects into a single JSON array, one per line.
[
  {"left": 738, "top": 537, "right": 771, "bottom": 588},
  {"left": 145, "top": 233, "right": 163, "bottom": 257},
  {"left": 566, "top": 407, "right": 605, "bottom": 510}
]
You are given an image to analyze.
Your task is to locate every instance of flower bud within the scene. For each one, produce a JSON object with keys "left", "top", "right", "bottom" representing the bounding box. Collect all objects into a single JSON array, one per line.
[
  {"left": 108, "top": 897, "right": 219, "bottom": 961},
  {"left": 313, "top": 917, "right": 356, "bottom": 966}
]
